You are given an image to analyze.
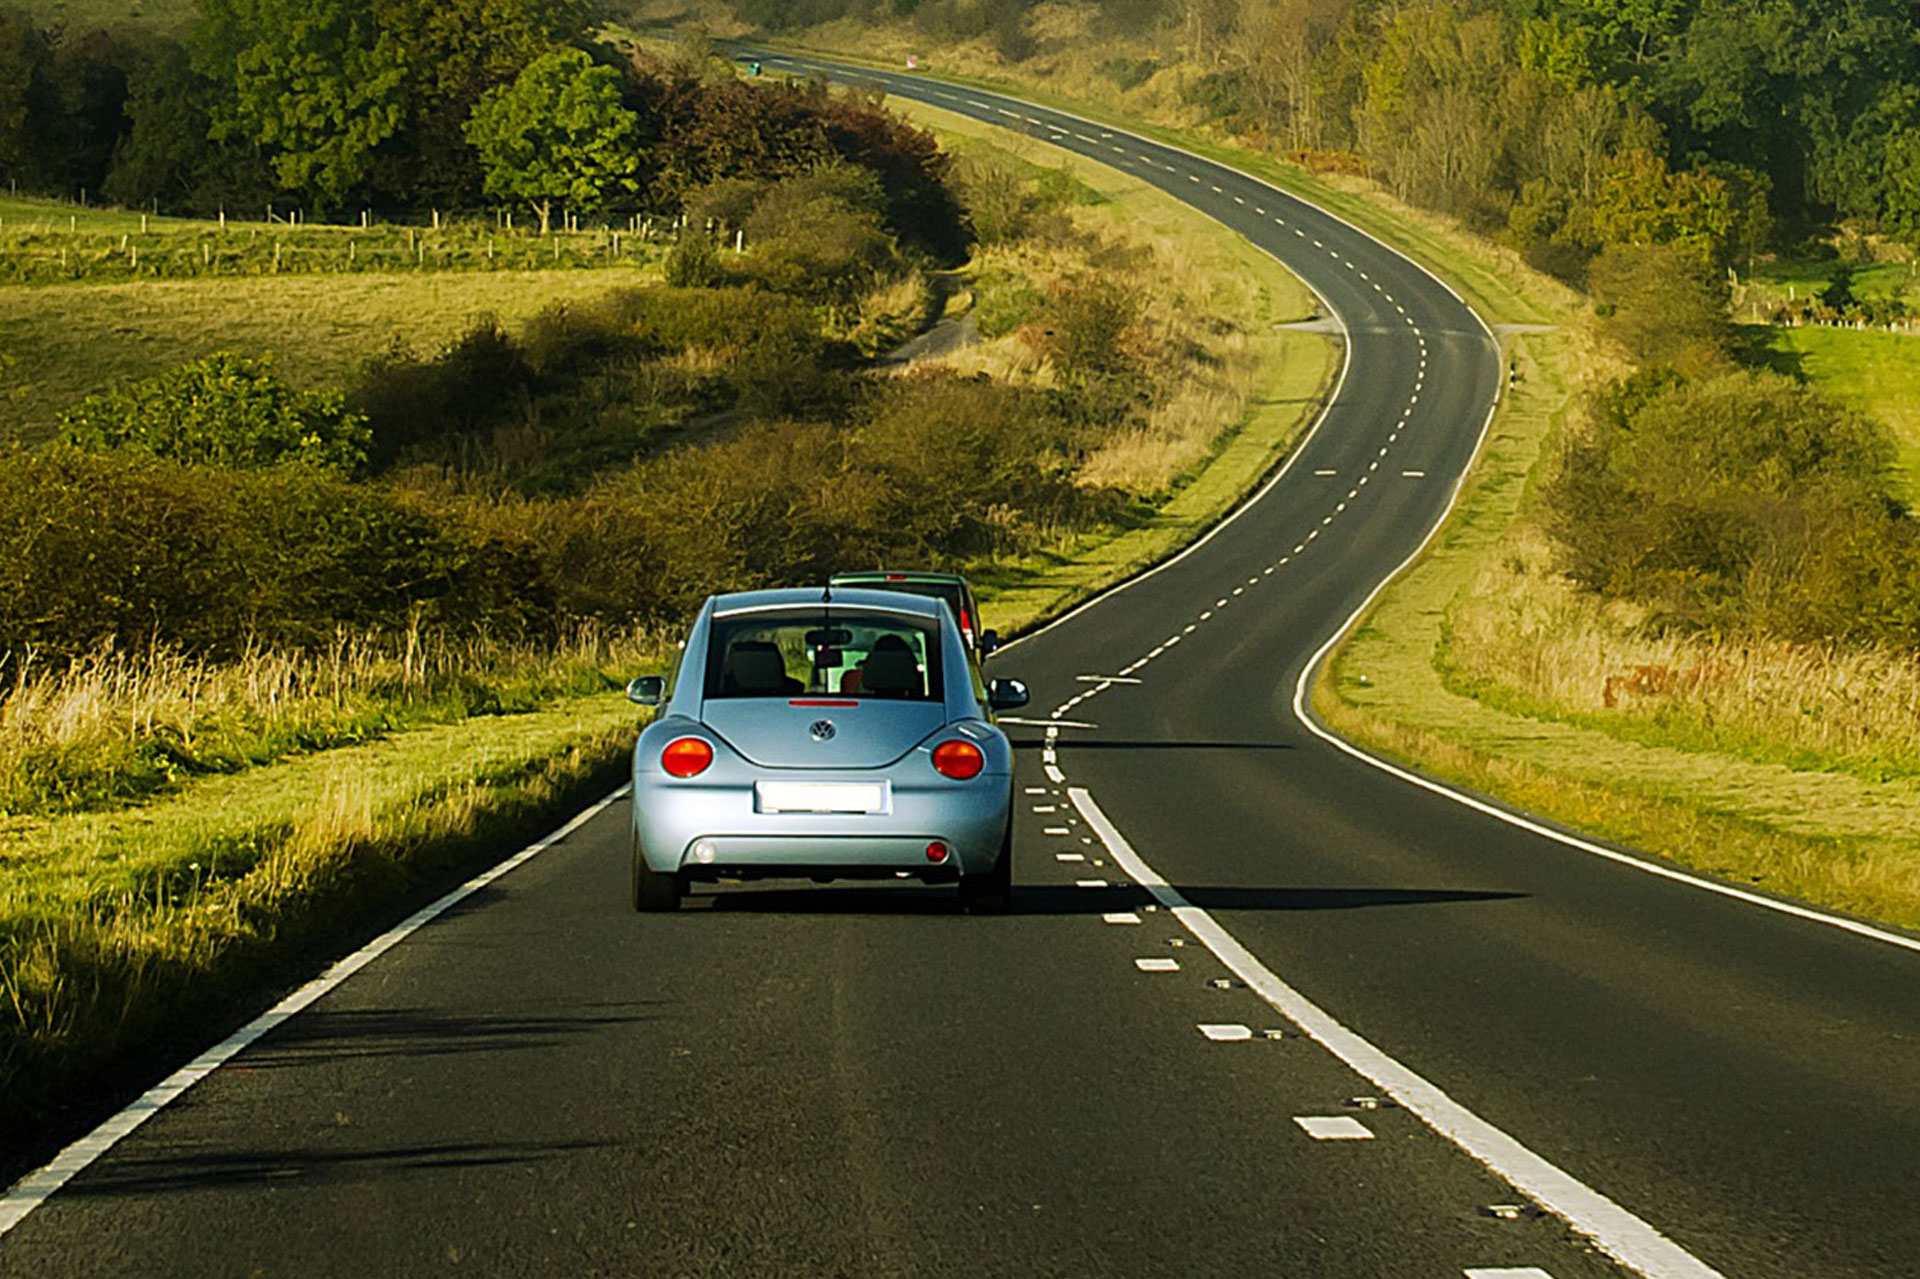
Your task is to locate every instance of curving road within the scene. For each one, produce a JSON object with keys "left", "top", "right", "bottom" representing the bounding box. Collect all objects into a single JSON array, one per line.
[{"left": 6, "top": 60, "right": 1920, "bottom": 1279}]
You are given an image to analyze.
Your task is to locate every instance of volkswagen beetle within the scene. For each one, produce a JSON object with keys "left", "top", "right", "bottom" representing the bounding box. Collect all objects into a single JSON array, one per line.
[{"left": 626, "top": 587, "right": 1029, "bottom": 913}]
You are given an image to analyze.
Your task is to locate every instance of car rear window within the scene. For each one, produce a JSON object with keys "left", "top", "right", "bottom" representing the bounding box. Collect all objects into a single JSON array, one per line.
[
  {"left": 705, "top": 612, "right": 944, "bottom": 701},
  {"left": 839, "top": 579, "right": 965, "bottom": 620}
]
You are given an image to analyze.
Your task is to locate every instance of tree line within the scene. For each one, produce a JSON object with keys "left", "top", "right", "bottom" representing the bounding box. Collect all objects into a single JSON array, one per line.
[
  {"left": 720, "top": 0, "right": 1920, "bottom": 279},
  {"left": 0, "top": 2, "right": 965, "bottom": 259}
]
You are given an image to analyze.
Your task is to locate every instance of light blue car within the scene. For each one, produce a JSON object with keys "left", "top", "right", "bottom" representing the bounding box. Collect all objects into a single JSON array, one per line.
[{"left": 626, "top": 587, "right": 1030, "bottom": 912}]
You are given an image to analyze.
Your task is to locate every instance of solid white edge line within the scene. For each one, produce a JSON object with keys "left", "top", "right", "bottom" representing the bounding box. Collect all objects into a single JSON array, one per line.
[
  {"left": 1069, "top": 788, "right": 1724, "bottom": 1279},
  {"left": 0, "top": 783, "right": 635, "bottom": 1238}
]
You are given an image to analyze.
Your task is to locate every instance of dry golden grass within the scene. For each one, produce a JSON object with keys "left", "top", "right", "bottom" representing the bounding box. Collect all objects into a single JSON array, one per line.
[
  {"left": 1444, "top": 533, "right": 1920, "bottom": 781},
  {"left": 0, "top": 624, "right": 663, "bottom": 818},
  {"left": 1, "top": 703, "right": 637, "bottom": 1131}
]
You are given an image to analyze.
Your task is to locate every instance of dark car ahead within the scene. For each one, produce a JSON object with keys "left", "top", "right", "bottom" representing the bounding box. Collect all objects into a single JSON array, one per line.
[{"left": 828, "top": 571, "right": 998, "bottom": 659}]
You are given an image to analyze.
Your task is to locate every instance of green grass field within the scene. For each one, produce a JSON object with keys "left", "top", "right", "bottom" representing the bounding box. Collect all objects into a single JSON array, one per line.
[
  {"left": 0, "top": 267, "right": 655, "bottom": 436},
  {"left": 1756, "top": 323, "right": 1920, "bottom": 506}
]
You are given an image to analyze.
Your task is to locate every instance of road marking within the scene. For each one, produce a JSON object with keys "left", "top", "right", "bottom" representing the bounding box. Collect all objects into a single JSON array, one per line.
[
  {"left": 1184, "top": 623, "right": 1199, "bottom": 633},
  {"left": 1000, "top": 716, "right": 1096, "bottom": 729},
  {"left": 1071, "top": 789, "right": 1726, "bottom": 1279},
  {"left": 1033, "top": 804, "right": 1058, "bottom": 812},
  {"left": 1198, "top": 1023, "right": 1253, "bottom": 1041},
  {"left": 1056, "top": 852, "right": 1086, "bottom": 862},
  {"left": 1135, "top": 957, "right": 1181, "bottom": 972},
  {"left": 1255, "top": 206, "right": 1266, "bottom": 214},
  {"left": 1044, "top": 764, "right": 1066, "bottom": 784},
  {"left": 1314, "top": 468, "right": 1337, "bottom": 476},
  {"left": 0, "top": 782, "right": 635, "bottom": 1241},
  {"left": 1044, "top": 826, "right": 1072, "bottom": 835},
  {"left": 1076, "top": 879, "right": 1109, "bottom": 889},
  {"left": 1103, "top": 911, "right": 1142, "bottom": 925},
  {"left": 1188, "top": 173, "right": 1201, "bottom": 182},
  {"left": 1211, "top": 184, "right": 1223, "bottom": 193},
  {"left": 1466, "top": 1272, "right": 1556, "bottom": 1279},
  {"left": 1233, "top": 195, "right": 1245, "bottom": 204},
  {"left": 1074, "top": 132, "right": 1098, "bottom": 143},
  {"left": 1403, "top": 470, "right": 1427, "bottom": 477},
  {"left": 970, "top": 100, "right": 995, "bottom": 110},
  {"left": 1024, "top": 786, "right": 1048, "bottom": 794},
  {"left": 1200, "top": 610, "right": 1213, "bottom": 620},
  {"left": 1077, "top": 674, "right": 1143, "bottom": 683},
  {"left": 1296, "top": 1116, "right": 1375, "bottom": 1141}
]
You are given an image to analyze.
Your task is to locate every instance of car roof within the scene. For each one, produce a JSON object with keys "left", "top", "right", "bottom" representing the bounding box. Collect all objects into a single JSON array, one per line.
[
  {"left": 709, "top": 586, "right": 946, "bottom": 620},
  {"left": 828, "top": 570, "right": 970, "bottom": 587}
]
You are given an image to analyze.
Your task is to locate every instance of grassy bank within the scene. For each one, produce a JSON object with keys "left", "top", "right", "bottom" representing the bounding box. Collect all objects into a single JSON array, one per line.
[
  {"left": 0, "top": 265, "right": 658, "bottom": 438},
  {"left": 2, "top": 689, "right": 641, "bottom": 1151}
]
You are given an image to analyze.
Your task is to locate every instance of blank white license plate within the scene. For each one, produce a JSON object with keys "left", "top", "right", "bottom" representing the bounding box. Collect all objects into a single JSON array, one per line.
[{"left": 754, "top": 781, "right": 890, "bottom": 814}]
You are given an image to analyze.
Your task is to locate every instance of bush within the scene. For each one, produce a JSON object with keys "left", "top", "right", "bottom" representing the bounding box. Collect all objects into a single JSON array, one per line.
[
  {"left": 0, "top": 449, "right": 548, "bottom": 661},
  {"left": 60, "top": 354, "right": 370, "bottom": 472},
  {"left": 1587, "top": 244, "right": 1734, "bottom": 376},
  {"left": 1546, "top": 369, "right": 1910, "bottom": 640}
]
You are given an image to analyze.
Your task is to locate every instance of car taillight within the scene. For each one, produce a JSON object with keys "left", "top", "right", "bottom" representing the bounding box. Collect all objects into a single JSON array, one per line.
[
  {"left": 931, "top": 740, "right": 984, "bottom": 780},
  {"left": 661, "top": 737, "right": 714, "bottom": 778}
]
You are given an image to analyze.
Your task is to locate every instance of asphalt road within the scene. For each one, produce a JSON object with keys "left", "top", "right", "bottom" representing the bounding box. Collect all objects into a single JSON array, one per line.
[{"left": 6, "top": 60, "right": 1920, "bottom": 1279}]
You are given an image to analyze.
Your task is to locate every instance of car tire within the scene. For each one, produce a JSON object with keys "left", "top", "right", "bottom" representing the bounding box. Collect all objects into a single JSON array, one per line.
[
  {"left": 960, "top": 822, "right": 1013, "bottom": 915},
  {"left": 633, "top": 834, "right": 683, "bottom": 913}
]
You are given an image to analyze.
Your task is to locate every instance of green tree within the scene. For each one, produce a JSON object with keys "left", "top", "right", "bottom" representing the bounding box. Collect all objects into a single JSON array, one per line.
[
  {"left": 59, "top": 353, "right": 371, "bottom": 472},
  {"left": 369, "top": 0, "right": 592, "bottom": 205},
  {"left": 197, "top": 0, "right": 410, "bottom": 208},
  {"left": 465, "top": 48, "right": 645, "bottom": 233}
]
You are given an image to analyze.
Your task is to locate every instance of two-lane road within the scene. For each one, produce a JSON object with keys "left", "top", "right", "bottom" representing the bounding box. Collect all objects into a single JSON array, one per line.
[{"left": 5, "top": 61, "right": 1919, "bottom": 1279}]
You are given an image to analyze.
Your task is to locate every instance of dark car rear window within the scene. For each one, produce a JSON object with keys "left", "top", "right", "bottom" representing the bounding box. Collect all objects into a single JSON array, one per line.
[
  {"left": 839, "top": 579, "right": 966, "bottom": 621},
  {"left": 705, "top": 612, "right": 943, "bottom": 701}
]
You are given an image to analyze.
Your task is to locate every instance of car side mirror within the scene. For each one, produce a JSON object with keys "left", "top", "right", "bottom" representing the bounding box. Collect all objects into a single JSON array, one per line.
[
  {"left": 979, "top": 628, "right": 1001, "bottom": 657},
  {"left": 987, "top": 678, "right": 1029, "bottom": 711},
  {"left": 626, "top": 675, "right": 666, "bottom": 707}
]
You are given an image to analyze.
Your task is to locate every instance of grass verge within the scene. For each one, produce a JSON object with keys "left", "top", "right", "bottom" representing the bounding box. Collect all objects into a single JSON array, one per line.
[
  {"left": 1314, "top": 327, "right": 1920, "bottom": 933},
  {"left": 1, "top": 690, "right": 644, "bottom": 1157}
]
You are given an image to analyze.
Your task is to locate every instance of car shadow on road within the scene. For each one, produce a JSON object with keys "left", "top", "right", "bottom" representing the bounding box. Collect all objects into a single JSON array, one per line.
[
  {"left": 692, "top": 883, "right": 1522, "bottom": 916},
  {"left": 63, "top": 1138, "right": 617, "bottom": 1198},
  {"left": 237, "top": 1003, "right": 668, "bottom": 1070}
]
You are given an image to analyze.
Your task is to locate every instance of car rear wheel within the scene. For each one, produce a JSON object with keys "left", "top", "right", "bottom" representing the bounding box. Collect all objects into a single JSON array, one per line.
[
  {"left": 960, "top": 822, "right": 1013, "bottom": 915},
  {"left": 632, "top": 835, "right": 683, "bottom": 913}
]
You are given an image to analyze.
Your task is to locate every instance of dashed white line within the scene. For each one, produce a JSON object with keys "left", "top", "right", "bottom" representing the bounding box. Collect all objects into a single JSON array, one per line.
[
  {"left": 1198, "top": 1023, "right": 1254, "bottom": 1042},
  {"left": 1135, "top": 957, "right": 1181, "bottom": 972},
  {"left": 1055, "top": 852, "right": 1086, "bottom": 862},
  {"left": 1103, "top": 911, "right": 1142, "bottom": 925},
  {"left": 1465, "top": 1272, "right": 1557, "bottom": 1279},
  {"left": 1071, "top": 790, "right": 1725, "bottom": 1279},
  {"left": 1296, "top": 1116, "right": 1375, "bottom": 1141}
]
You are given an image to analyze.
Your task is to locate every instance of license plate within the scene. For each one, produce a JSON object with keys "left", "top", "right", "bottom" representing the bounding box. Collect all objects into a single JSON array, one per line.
[{"left": 754, "top": 781, "right": 890, "bottom": 814}]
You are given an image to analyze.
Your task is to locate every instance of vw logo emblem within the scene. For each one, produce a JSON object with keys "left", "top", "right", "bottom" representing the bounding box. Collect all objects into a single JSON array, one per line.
[{"left": 809, "top": 720, "right": 837, "bottom": 742}]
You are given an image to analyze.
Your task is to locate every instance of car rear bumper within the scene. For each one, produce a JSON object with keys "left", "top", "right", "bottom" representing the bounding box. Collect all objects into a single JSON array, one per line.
[{"left": 632, "top": 773, "right": 1010, "bottom": 877}]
